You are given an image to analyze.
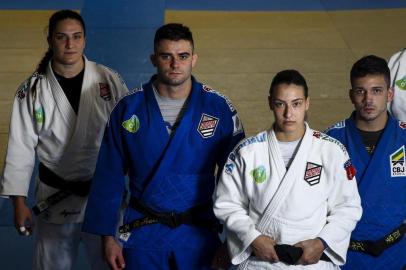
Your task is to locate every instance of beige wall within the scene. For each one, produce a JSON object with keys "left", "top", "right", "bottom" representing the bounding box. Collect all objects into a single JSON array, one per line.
[{"left": 0, "top": 9, "right": 405, "bottom": 169}]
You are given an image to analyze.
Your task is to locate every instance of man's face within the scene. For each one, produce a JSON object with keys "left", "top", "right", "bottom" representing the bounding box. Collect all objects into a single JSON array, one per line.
[
  {"left": 49, "top": 18, "right": 85, "bottom": 67},
  {"left": 350, "top": 74, "right": 393, "bottom": 123},
  {"left": 151, "top": 39, "right": 197, "bottom": 87},
  {"left": 269, "top": 83, "right": 309, "bottom": 136}
]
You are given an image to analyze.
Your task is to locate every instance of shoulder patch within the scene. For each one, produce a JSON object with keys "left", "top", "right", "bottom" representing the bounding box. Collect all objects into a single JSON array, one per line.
[
  {"left": 16, "top": 72, "right": 41, "bottom": 100},
  {"left": 324, "top": 121, "right": 346, "bottom": 133},
  {"left": 202, "top": 84, "right": 235, "bottom": 112},
  {"left": 399, "top": 121, "right": 406, "bottom": 130},
  {"left": 344, "top": 159, "right": 356, "bottom": 180}
]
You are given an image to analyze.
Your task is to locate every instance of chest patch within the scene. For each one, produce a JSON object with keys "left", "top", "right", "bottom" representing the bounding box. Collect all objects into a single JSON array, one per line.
[
  {"left": 390, "top": 145, "right": 406, "bottom": 177},
  {"left": 197, "top": 113, "right": 219, "bottom": 138},
  {"left": 395, "top": 75, "right": 406, "bottom": 90},
  {"left": 35, "top": 107, "right": 44, "bottom": 124},
  {"left": 304, "top": 162, "right": 322, "bottom": 186},
  {"left": 251, "top": 165, "right": 267, "bottom": 184},
  {"left": 99, "top": 83, "right": 112, "bottom": 101},
  {"left": 122, "top": 115, "right": 140, "bottom": 133}
]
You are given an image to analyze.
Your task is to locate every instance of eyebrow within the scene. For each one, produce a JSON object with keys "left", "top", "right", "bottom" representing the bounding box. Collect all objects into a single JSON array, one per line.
[
  {"left": 158, "top": 52, "right": 191, "bottom": 55},
  {"left": 274, "top": 98, "right": 304, "bottom": 102},
  {"left": 55, "top": 31, "right": 83, "bottom": 35}
]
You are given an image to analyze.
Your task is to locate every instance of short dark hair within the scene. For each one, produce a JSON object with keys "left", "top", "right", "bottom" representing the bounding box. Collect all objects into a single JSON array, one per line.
[
  {"left": 269, "top": 69, "right": 308, "bottom": 98},
  {"left": 154, "top": 23, "right": 194, "bottom": 52},
  {"left": 37, "top": 10, "right": 86, "bottom": 74},
  {"left": 350, "top": 55, "right": 390, "bottom": 88}
]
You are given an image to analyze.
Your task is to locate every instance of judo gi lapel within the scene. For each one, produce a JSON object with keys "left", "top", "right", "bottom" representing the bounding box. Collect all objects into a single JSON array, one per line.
[
  {"left": 258, "top": 123, "right": 313, "bottom": 229},
  {"left": 344, "top": 116, "right": 370, "bottom": 186},
  {"left": 66, "top": 57, "right": 94, "bottom": 148},
  {"left": 140, "top": 77, "right": 202, "bottom": 200},
  {"left": 347, "top": 115, "right": 398, "bottom": 192},
  {"left": 46, "top": 61, "right": 76, "bottom": 134}
]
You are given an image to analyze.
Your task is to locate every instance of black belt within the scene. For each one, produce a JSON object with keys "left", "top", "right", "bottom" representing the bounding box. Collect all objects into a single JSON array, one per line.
[
  {"left": 349, "top": 223, "right": 406, "bottom": 257},
  {"left": 251, "top": 244, "right": 331, "bottom": 265},
  {"left": 32, "top": 163, "right": 91, "bottom": 215},
  {"left": 119, "top": 197, "right": 221, "bottom": 234}
]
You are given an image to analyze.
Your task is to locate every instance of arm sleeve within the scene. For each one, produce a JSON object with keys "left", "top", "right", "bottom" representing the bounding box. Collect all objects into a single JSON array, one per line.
[
  {"left": 213, "top": 151, "right": 261, "bottom": 264},
  {"left": 1, "top": 78, "right": 39, "bottom": 197},
  {"left": 82, "top": 104, "right": 128, "bottom": 236},
  {"left": 317, "top": 149, "right": 362, "bottom": 265},
  {"left": 216, "top": 109, "right": 245, "bottom": 173}
]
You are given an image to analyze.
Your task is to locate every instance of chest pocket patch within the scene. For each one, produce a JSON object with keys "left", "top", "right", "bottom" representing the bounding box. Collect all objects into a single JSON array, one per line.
[
  {"left": 304, "top": 162, "right": 322, "bottom": 186},
  {"left": 197, "top": 113, "right": 219, "bottom": 138},
  {"left": 390, "top": 145, "right": 406, "bottom": 177}
]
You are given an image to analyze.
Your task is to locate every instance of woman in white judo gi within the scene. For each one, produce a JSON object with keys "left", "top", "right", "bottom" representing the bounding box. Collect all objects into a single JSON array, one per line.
[
  {"left": 0, "top": 10, "right": 128, "bottom": 269},
  {"left": 214, "top": 70, "right": 362, "bottom": 269},
  {"left": 388, "top": 48, "right": 406, "bottom": 122}
]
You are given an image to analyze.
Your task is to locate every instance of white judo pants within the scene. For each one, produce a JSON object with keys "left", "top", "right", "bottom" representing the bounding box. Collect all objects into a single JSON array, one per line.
[{"left": 33, "top": 218, "right": 109, "bottom": 270}]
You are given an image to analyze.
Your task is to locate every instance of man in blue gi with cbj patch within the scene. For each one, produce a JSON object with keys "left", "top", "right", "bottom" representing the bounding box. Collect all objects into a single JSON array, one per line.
[
  {"left": 82, "top": 23, "right": 245, "bottom": 269},
  {"left": 326, "top": 55, "right": 406, "bottom": 270}
]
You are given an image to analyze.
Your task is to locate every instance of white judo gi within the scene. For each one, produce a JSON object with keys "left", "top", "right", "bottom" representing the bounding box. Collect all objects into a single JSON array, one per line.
[
  {"left": 0, "top": 57, "right": 128, "bottom": 269},
  {"left": 214, "top": 124, "right": 362, "bottom": 269},
  {"left": 388, "top": 48, "right": 406, "bottom": 122}
]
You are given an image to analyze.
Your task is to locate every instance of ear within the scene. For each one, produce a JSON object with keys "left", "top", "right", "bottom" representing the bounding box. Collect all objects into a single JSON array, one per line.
[
  {"left": 268, "top": 96, "right": 274, "bottom": 111},
  {"left": 191, "top": 53, "right": 198, "bottom": 68},
  {"left": 387, "top": 87, "right": 394, "bottom": 103},
  {"left": 305, "top": 97, "right": 310, "bottom": 111},
  {"left": 150, "top": 54, "right": 156, "bottom": 67},
  {"left": 349, "top": 89, "right": 355, "bottom": 104},
  {"left": 47, "top": 37, "right": 52, "bottom": 49}
]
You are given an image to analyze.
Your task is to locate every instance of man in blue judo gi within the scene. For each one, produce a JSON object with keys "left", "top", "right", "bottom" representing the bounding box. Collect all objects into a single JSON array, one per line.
[
  {"left": 82, "top": 23, "right": 245, "bottom": 269},
  {"left": 326, "top": 55, "right": 406, "bottom": 270}
]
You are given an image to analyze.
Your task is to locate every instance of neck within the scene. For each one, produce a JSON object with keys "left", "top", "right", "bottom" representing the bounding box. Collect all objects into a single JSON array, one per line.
[
  {"left": 51, "top": 58, "right": 84, "bottom": 78},
  {"left": 154, "top": 78, "right": 192, "bottom": 100},
  {"left": 274, "top": 124, "right": 306, "bottom": 142},
  {"left": 354, "top": 112, "right": 388, "bottom": 132}
]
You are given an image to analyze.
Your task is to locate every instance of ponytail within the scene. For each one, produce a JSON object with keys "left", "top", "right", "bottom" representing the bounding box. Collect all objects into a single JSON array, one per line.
[{"left": 36, "top": 48, "right": 53, "bottom": 75}]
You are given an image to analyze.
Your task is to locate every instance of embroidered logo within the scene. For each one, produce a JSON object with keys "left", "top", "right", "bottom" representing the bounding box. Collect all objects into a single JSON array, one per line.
[
  {"left": 313, "top": 131, "right": 321, "bottom": 138},
  {"left": 99, "top": 83, "right": 112, "bottom": 101},
  {"left": 197, "top": 113, "right": 219, "bottom": 138},
  {"left": 344, "top": 159, "right": 356, "bottom": 180},
  {"left": 119, "top": 231, "right": 131, "bottom": 242},
  {"left": 251, "top": 166, "right": 267, "bottom": 184},
  {"left": 35, "top": 107, "right": 44, "bottom": 123},
  {"left": 232, "top": 114, "right": 244, "bottom": 135},
  {"left": 122, "top": 115, "right": 140, "bottom": 133},
  {"left": 17, "top": 81, "right": 30, "bottom": 99},
  {"left": 395, "top": 75, "right": 406, "bottom": 90},
  {"left": 399, "top": 121, "right": 406, "bottom": 130},
  {"left": 390, "top": 146, "right": 406, "bottom": 177},
  {"left": 60, "top": 210, "right": 81, "bottom": 218},
  {"left": 304, "top": 162, "right": 322, "bottom": 186},
  {"left": 225, "top": 162, "right": 235, "bottom": 175}
]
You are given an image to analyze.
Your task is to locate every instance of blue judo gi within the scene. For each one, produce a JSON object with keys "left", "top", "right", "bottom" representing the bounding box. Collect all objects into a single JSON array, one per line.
[
  {"left": 83, "top": 76, "right": 244, "bottom": 269},
  {"left": 326, "top": 113, "right": 406, "bottom": 270}
]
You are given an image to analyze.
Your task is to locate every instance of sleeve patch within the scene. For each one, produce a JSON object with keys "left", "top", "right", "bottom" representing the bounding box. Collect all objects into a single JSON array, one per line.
[
  {"left": 344, "top": 159, "right": 356, "bottom": 180},
  {"left": 232, "top": 114, "right": 244, "bottom": 136}
]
